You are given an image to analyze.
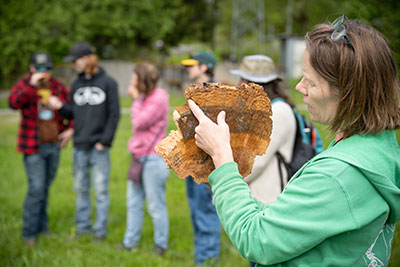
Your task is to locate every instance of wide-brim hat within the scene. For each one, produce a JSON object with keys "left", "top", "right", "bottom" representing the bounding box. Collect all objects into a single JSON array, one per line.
[{"left": 230, "top": 55, "right": 280, "bottom": 83}]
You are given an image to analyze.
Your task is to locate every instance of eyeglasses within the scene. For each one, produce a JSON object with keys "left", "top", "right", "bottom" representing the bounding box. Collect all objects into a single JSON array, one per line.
[
  {"left": 36, "top": 65, "right": 52, "bottom": 72},
  {"left": 331, "top": 15, "right": 355, "bottom": 51}
]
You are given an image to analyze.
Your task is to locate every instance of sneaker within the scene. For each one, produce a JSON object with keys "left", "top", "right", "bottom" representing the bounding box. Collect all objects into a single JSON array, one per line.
[
  {"left": 154, "top": 245, "right": 166, "bottom": 256},
  {"left": 24, "top": 238, "right": 37, "bottom": 247}
]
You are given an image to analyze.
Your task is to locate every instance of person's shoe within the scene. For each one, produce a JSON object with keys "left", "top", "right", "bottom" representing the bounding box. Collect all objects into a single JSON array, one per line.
[
  {"left": 154, "top": 245, "right": 167, "bottom": 256},
  {"left": 24, "top": 238, "right": 37, "bottom": 247}
]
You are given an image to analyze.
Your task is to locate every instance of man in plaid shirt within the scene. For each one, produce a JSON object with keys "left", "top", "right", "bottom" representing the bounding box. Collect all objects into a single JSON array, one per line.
[{"left": 8, "top": 51, "right": 73, "bottom": 247}]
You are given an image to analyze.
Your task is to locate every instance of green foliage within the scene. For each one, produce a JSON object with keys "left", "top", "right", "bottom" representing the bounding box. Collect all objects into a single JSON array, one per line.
[{"left": 0, "top": 0, "right": 182, "bottom": 88}]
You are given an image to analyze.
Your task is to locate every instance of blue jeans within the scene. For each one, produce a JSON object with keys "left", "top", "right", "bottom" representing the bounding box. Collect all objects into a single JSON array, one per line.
[
  {"left": 22, "top": 144, "right": 60, "bottom": 239},
  {"left": 123, "top": 154, "right": 170, "bottom": 249},
  {"left": 186, "top": 177, "right": 221, "bottom": 263},
  {"left": 73, "top": 147, "right": 110, "bottom": 238}
]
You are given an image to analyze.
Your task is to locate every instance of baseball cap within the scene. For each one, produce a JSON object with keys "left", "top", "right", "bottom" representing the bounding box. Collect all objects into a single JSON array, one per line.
[
  {"left": 31, "top": 51, "right": 53, "bottom": 70},
  {"left": 63, "top": 41, "right": 94, "bottom": 62},
  {"left": 181, "top": 51, "right": 217, "bottom": 70},
  {"left": 230, "top": 55, "right": 280, "bottom": 83}
]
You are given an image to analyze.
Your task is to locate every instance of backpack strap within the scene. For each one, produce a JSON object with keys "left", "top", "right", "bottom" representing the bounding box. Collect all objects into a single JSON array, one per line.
[{"left": 276, "top": 152, "right": 286, "bottom": 192}]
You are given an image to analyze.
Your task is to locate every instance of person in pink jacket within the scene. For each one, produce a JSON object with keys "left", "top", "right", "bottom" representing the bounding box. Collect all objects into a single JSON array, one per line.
[{"left": 120, "top": 62, "right": 170, "bottom": 255}]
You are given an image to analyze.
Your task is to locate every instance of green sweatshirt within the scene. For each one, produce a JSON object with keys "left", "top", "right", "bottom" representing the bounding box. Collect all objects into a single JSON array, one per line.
[{"left": 209, "top": 130, "right": 400, "bottom": 266}]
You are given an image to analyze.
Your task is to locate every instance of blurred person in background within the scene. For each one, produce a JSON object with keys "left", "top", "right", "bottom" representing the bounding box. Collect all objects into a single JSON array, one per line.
[
  {"left": 47, "top": 42, "right": 120, "bottom": 242},
  {"left": 8, "top": 51, "right": 73, "bottom": 247},
  {"left": 188, "top": 16, "right": 400, "bottom": 266},
  {"left": 230, "top": 55, "right": 297, "bottom": 204},
  {"left": 181, "top": 51, "right": 221, "bottom": 267},
  {"left": 230, "top": 55, "right": 323, "bottom": 206},
  {"left": 119, "top": 62, "right": 170, "bottom": 256}
]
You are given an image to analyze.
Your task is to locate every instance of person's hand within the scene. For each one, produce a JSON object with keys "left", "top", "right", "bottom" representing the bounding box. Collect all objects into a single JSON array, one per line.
[
  {"left": 30, "top": 72, "right": 48, "bottom": 87},
  {"left": 95, "top": 142, "right": 105, "bottom": 151},
  {"left": 128, "top": 84, "right": 139, "bottom": 99},
  {"left": 47, "top": 96, "right": 63, "bottom": 110},
  {"left": 58, "top": 128, "right": 73, "bottom": 149},
  {"left": 188, "top": 99, "right": 234, "bottom": 168}
]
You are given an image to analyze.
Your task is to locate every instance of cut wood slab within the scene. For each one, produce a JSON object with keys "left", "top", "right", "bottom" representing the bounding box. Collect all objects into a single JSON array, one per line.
[{"left": 155, "top": 82, "right": 272, "bottom": 184}]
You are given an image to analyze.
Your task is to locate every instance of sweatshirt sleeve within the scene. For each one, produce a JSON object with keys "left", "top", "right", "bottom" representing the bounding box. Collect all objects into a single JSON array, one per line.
[
  {"left": 58, "top": 83, "right": 75, "bottom": 120},
  {"left": 100, "top": 78, "right": 120, "bottom": 146},
  {"left": 209, "top": 160, "right": 358, "bottom": 265},
  {"left": 132, "top": 89, "right": 168, "bottom": 130},
  {"left": 56, "top": 82, "right": 73, "bottom": 131}
]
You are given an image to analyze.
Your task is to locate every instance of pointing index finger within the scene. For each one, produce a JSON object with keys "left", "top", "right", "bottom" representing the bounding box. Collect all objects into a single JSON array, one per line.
[{"left": 188, "top": 99, "right": 206, "bottom": 122}]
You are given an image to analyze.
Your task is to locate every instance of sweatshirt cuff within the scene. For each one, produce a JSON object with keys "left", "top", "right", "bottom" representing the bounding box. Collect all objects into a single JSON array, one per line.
[{"left": 209, "top": 161, "right": 240, "bottom": 187}]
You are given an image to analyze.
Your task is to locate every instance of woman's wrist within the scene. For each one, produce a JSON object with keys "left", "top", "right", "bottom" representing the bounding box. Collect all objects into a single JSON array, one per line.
[{"left": 212, "top": 147, "right": 234, "bottom": 169}]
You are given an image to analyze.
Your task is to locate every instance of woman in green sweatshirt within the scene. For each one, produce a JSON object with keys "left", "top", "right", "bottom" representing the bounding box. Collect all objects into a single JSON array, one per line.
[{"left": 188, "top": 16, "right": 400, "bottom": 266}]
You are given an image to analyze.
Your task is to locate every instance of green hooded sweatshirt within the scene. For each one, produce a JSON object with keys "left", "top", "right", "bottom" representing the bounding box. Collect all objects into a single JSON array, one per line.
[{"left": 209, "top": 130, "right": 400, "bottom": 266}]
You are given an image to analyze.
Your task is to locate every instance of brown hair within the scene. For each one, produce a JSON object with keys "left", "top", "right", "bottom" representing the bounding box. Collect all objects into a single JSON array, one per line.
[
  {"left": 306, "top": 19, "right": 400, "bottom": 137},
  {"left": 259, "top": 79, "right": 295, "bottom": 108},
  {"left": 134, "top": 62, "right": 160, "bottom": 95},
  {"left": 84, "top": 54, "right": 99, "bottom": 76}
]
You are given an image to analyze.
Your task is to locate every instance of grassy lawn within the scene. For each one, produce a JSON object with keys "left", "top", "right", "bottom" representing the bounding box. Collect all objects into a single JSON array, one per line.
[{"left": 0, "top": 88, "right": 399, "bottom": 266}]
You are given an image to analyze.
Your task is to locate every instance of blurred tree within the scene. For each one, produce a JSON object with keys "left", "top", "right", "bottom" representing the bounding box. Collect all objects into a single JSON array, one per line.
[{"left": 0, "top": 0, "right": 181, "bottom": 87}]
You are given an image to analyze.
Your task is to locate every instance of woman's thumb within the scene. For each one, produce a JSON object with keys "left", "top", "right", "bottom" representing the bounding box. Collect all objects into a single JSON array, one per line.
[{"left": 217, "top": 110, "right": 226, "bottom": 125}]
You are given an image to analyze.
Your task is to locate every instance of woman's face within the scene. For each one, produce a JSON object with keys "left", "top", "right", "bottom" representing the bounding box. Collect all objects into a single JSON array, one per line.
[
  {"left": 130, "top": 72, "right": 138, "bottom": 90},
  {"left": 295, "top": 50, "right": 338, "bottom": 125},
  {"left": 128, "top": 72, "right": 140, "bottom": 99}
]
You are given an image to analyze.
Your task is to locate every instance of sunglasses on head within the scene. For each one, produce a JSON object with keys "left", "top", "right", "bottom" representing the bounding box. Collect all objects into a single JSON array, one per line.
[{"left": 331, "top": 14, "right": 355, "bottom": 52}]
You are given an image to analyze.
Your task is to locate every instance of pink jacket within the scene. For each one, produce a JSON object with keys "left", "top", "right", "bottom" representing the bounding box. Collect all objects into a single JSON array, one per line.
[{"left": 127, "top": 88, "right": 169, "bottom": 157}]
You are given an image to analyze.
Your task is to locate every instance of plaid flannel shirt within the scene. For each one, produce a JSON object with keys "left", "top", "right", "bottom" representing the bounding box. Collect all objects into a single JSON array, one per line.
[{"left": 8, "top": 74, "right": 73, "bottom": 154}]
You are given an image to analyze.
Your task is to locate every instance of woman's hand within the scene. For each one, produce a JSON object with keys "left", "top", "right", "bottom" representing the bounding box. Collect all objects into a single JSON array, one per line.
[{"left": 188, "top": 99, "right": 234, "bottom": 168}]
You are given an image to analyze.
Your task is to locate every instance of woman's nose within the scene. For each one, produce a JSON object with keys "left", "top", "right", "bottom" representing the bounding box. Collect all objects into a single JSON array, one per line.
[{"left": 295, "top": 78, "right": 306, "bottom": 94}]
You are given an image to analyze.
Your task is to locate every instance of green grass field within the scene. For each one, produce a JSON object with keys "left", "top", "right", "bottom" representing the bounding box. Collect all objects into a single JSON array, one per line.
[{"left": 0, "top": 89, "right": 399, "bottom": 267}]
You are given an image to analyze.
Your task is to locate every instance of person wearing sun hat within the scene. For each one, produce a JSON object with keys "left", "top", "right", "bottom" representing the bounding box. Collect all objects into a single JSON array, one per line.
[
  {"left": 8, "top": 51, "right": 73, "bottom": 247},
  {"left": 181, "top": 51, "right": 221, "bottom": 266},
  {"left": 230, "top": 54, "right": 299, "bottom": 205},
  {"left": 230, "top": 55, "right": 280, "bottom": 83}
]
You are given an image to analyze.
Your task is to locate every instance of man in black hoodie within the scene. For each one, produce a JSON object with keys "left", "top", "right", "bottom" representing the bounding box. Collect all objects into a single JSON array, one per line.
[{"left": 48, "top": 42, "right": 120, "bottom": 241}]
